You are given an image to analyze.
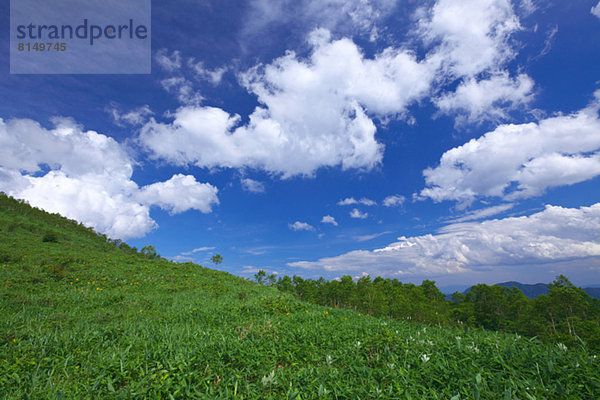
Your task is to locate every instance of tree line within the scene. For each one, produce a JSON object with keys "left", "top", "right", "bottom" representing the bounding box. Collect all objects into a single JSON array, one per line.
[{"left": 256, "top": 271, "right": 600, "bottom": 350}]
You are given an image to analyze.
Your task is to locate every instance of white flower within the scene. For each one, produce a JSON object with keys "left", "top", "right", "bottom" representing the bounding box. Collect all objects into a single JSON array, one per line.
[
  {"left": 467, "top": 342, "right": 480, "bottom": 353},
  {"left": 421, "top": 354, "right": 430, "bottom": 363},
  {"left": 261, "top": 371, "right": 276, "bottom": 386},
  {"left": 356, "top": 341, "right": 361, "bottom": 348},
  {"left": 557, "top": 343, "right": 567, "bottom": 351},
  {"left": 326, "top": 355, "right": 333, "bottom": 365}
]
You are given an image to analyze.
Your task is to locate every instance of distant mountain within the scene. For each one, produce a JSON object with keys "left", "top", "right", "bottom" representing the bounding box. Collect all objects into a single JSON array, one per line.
[
  {"left": 462, "top": 281, "right": 600, "bottom": 300},
  {"left": 584, "top": 287, "right": 600, "bottom": 300},
  {"left": 494, "top": 281, "right": 549, "bottom": 299}
]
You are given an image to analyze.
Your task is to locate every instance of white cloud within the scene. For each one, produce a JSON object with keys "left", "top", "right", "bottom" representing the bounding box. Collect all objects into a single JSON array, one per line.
[
  {"left": 289, "top": 221, "right": 315, "bottom": 231},
  {"left": 447, "top": 203, "right": 514, "bottom": 223},
  {"left": 160, "top": 77, "right": 203, "bottom": 106},
  {"left": 241, "top": 178, "right": 265, "bottom": 193},
  {"left": 140, "top": 30, "right": 441, "bottom": 177},
  {"left": 243, "top": 0, "right": 398, "bottom": 45},
  {"left": 155, "top": 49, "right": 182, "bottom": 72},
  {"left": 350, "top": 208, "right": 368, "bottom": 219},
  {"left": 435, "top": 73, "right": 534, "bottom": 124},
  {"left": 188, "top": 60, "right": 227, "bottom": 85},
  {"left": 354, "top": 231, "right": 393, "bottom": 242},
  {"left": 592, "top": 2, "right": 600, "bottom": 19},
  {"left": 420, "top": 92, "right": 600, "bottom": 205},
  {"left": 321, "top": 215, "right": 338, "bottom": 226},
  {"left": 0, "top": 117, "right": 219, "bottom": 239},
  {"left": 337, "top": 197, "right": 376, "bottom": 206},
  {"left": 289, "top": 203, "right": 600, "bottom": 280},
  {"left": 137, "top": 174, "right": 219, "bottom": 214},
  {"left": 383, "top": 194, "right": 405, "bottom": 207},
  {"left": 419, "top": 0, "right": 521, "bottom": 78},
  {"left": 109, "top": 105, "right": 153, "bottom": 126}
]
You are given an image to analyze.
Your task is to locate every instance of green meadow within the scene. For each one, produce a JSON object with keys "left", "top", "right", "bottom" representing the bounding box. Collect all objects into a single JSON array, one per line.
[{"left": 1, "top": 194, "right": 599, "bottom": 399}]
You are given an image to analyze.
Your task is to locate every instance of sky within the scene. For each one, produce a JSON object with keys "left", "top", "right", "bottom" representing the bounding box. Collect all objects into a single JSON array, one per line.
[{"left": 1, "top": 0, "right": 600, "bottom": 290}]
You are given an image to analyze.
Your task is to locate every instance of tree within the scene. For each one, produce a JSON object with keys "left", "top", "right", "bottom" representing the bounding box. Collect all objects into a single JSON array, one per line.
[
  {"left": 211, "top": 254, "right": 223, "bottom": 266},
  {"left": 141, "top": 245, "right": 158, "bottom": 259},
  {"left": 254, "top": 269, "right": 266, "bottom": 284}
]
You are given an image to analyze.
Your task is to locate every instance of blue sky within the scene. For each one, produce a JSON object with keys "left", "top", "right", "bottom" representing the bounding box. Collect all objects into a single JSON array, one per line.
[{"left": 1, "top": 0, "right": 600, "bottom": 289}]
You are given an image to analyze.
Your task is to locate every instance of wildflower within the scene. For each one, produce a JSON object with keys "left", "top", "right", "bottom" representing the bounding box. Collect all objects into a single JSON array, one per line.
[
  {"left": 69, "top": 282, "right": 73, "bottom": 285},
  {"left": 286, "top": 312, "right": 290, "bottom": 316},
  {"left": 305, "top": 310, "right": 308, "bottom": 313},
  {"left": 76, "top": 278, "right": 79, "bottom": 281},
  {"left": 557, "top": 343, "right": 567, "bottom": 351},
  {"left": 421, "top": 354, "right": 430, "bottom": 363},
  {"left": 324, "top": 311, "right": 328, "bottom": 315},
  {"left": 261, "top": 371, "right": 276, "bottom": 387},
  {"left": 139, "top": 309, "right": 143, "bottom": 313},
  {"left": 358, "top": 313, "right": 361, "bottom": 316},
  {"left": 355, "top": 341, "right": 361, "bottom": 348},
  {"left": 326, "top": 355, "right": 333, "bottom": 365}
]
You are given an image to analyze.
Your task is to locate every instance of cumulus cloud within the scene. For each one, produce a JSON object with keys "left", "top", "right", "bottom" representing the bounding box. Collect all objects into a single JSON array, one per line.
[
  {"left": 383, "top": 194, "right": 405, "bottom": 207},
  {"left": 435, "top": 73, "right": 534, "bottom": 124},
  {"left": 289, "top": 221, "right": 315, "bottom": 231},
  {"left": 420, "top": 93, "right": 600, "bottom": 205},
  {"left": 289, "top": 203, "right": 600, "bottom": 279},
  {"left": 419, "top": 0, "right": 521, "bottom": 78},
  {"left": 0, "top": 117, "right": 219, "bottom": 239},
  {"left": 241, "top": 178, "right": 266, "bottom": 193},
  {"left": 321, "top": 215, "right": 338, "bottom": 226},
  {"left": 592, "top": 2, "right": 600, "bottom": 19},
  {"left": 337, "top": 197, "right": 377, "bottom": 206},
  {"left": 140, "top": 29, "right": 446, "bottom": 177},
  {"left": 350, "top": 208, "right": 368, "bottom": 219},
  {"left": 137, "top": 174, "right": 219, "bottom": 214},
  {"left": 141, "top": 0, "right": 534, "bottom": 178}
]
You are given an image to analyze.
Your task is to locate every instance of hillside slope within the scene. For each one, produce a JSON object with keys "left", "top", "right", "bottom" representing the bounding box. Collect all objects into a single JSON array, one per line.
[{"left": 1, "top": 194, "right": 599, "bottom": 399}]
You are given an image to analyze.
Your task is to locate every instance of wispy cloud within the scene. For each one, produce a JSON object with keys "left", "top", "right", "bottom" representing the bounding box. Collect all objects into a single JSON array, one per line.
[{"left": 354, "top": 231, "right": 393, "bottom": 242}]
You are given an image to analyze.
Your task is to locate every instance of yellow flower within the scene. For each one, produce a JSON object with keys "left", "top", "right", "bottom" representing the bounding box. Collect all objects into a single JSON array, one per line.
[
  {"left": 75, "top": 278, "right": 79, "bottom": 281},
  {"left": 286, "top": 312, "right": 290, "bottom": 316},
  {"left": 358, "top": 313, "right": 361, "bottom": 316},
  {"left": 69, "top": 282, "right": 73, "bottom": 285},
  {"left": 139, "top": 309, "right": 143, "bottom": 313},
  {"left": 305, "top": 310, "right": 309, "bottom": 313},
  {"left": 325, "top": 311, "right": 328, "bottom": 315}
]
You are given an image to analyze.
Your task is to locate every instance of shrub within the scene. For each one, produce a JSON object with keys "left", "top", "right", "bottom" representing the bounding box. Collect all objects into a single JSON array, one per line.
[{"left": 42, "top": 230, "right": 59, "bottom": 243}]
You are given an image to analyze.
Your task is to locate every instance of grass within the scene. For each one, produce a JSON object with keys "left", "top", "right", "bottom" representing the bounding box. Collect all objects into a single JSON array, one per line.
[{"left": 1, "top": 197, "right": 599, "bottom": 398}]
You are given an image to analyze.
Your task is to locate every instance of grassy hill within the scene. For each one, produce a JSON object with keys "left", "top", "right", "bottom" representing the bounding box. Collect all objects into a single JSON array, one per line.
[{"left": 1, "top": 194, "right": 599, "bottom": 399}]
